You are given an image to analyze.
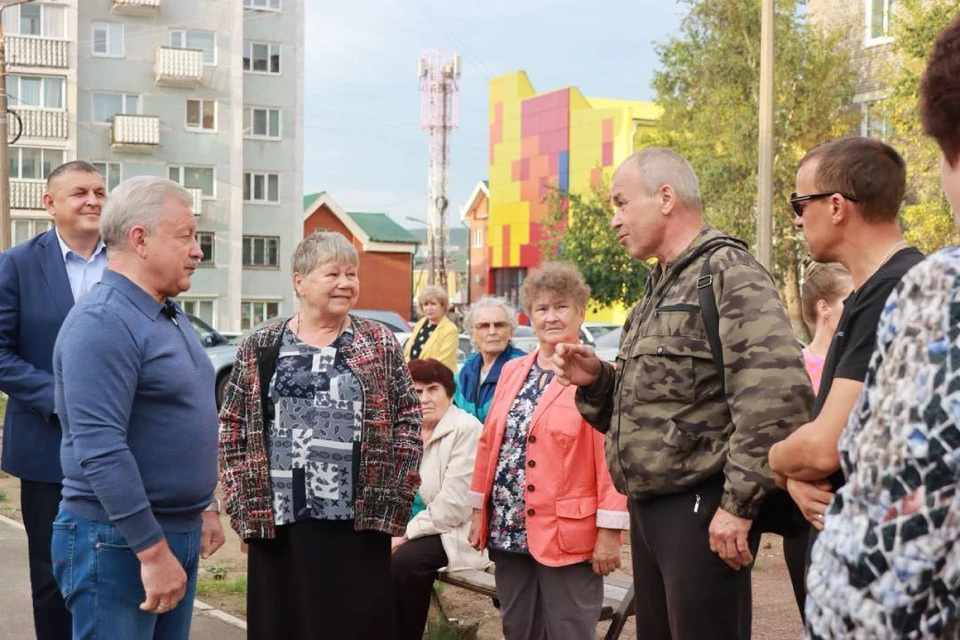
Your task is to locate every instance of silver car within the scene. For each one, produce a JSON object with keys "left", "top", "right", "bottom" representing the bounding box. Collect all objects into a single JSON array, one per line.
[{"left": 185, "top": 313, "right": 237, "bottom": 408}]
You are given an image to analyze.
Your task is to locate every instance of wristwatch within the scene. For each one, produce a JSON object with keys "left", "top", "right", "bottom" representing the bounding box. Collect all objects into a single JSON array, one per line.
[{"left": 203, "top": 499, "right": 221, "bottom": 513}]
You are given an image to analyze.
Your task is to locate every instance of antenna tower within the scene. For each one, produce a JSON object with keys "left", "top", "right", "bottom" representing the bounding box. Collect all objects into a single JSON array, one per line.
[{"left": 418, "top": 50, "right": 461, "bottom": 287}]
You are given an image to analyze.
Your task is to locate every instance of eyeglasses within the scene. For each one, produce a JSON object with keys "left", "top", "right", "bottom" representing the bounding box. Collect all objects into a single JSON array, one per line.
[
  {"left": 789, "top": 191, "right": 859, "bottom": 217},
  {"left": 474, "top": 321, "right": 509, "bottom": 331}
]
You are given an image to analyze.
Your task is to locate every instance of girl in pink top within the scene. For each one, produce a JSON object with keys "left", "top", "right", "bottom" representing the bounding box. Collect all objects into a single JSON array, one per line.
[
  {"left": 784, "top": 260, "right": 854, "bottom": 618},
  {"left": 800, "top": 262, "right": 853, "bottom": 394}
]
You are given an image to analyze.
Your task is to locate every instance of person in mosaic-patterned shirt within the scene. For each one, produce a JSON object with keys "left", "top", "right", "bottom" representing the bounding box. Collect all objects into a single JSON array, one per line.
[{"left": 805, "top": 15, "right": 960, "bottom": 638}]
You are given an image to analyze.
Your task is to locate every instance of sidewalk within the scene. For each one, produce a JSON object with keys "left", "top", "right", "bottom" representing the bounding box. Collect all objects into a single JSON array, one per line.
[{"left": 0, "top": 516, "right": 245, "bottom": 640}]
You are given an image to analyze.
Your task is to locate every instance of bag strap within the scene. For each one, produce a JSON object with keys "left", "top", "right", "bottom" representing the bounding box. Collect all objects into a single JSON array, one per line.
[{"left": 697, "top": 247, "right": 726, "bottom": 394}]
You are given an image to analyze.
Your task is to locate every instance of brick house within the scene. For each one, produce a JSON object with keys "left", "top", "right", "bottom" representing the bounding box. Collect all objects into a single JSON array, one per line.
[{"left": 303, "top": 192, "right": 419, "bottom": 321}]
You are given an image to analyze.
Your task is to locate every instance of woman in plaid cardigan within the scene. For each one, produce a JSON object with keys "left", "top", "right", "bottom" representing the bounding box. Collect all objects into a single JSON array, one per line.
[{"left": 218, "top": 231, "right": 422, "bottom": 639}]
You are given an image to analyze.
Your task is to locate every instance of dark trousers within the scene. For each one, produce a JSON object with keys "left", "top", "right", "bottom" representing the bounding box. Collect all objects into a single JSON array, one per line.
[
  {"left": 628, "top": 478, "right": 761, "bottom": 640},
  {"left": 782, "top": 527, "right": 810, "bottom": 620},
  {"left": 21, "top": 480, "right": 71, "bottom": 640},
  {"left": 247, "top": 519, "right": 393, "bottom": 640},
  {"left": 391, "top": 535, "right": 448, "bottom": 640}
]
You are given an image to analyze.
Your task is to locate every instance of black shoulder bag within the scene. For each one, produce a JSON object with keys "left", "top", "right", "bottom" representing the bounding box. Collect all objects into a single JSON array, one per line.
[{"left": 696, "top": 248, "right": 806, "bottom": 537}]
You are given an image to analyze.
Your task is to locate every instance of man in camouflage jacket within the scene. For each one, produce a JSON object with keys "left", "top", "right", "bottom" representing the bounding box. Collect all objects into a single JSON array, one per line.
[{"left": 554, "top": 148, "right": 814, "bottom": 640}]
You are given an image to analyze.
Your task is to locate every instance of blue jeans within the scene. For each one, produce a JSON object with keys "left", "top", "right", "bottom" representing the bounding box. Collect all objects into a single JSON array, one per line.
[{"left": 51, "top": 507, "right": 201, "bottom": 640}]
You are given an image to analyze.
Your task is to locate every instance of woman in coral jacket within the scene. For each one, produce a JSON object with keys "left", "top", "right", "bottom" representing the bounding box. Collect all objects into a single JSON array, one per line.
[{"left": 468, "top": 262, "right": 628, "bottom": 640}]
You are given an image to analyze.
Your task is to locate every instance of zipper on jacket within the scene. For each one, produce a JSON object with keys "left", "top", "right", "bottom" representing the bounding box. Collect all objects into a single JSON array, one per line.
[{"left": 656, "top": 303, "right": 700, "bottom": 314}]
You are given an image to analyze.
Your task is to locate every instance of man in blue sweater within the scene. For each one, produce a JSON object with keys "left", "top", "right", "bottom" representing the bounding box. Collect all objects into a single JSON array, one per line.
[{"left": 51, "top": 175, "right": 223, "bottom": 639}]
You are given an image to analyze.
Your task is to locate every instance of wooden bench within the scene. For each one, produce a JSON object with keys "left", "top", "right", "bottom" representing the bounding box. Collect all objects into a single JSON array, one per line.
[{"left": 437, "top": 568, "right": 635, "bottom": 640}]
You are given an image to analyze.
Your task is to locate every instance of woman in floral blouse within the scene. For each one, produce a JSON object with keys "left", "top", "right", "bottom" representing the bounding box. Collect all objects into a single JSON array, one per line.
[
  {"left": 805, "top": 16, "right": 960, "bottom": 638},
  {"left": 218, "top": 231, "right": 422, "bottom": 639},
  {"left": 468, "top": 262, "right": 628, "bottom": 639}
]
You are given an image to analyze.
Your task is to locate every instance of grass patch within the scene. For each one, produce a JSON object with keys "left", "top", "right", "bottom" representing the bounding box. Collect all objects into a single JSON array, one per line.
[
  {"left": 196, "top": 576, "right": 247, "bottom": 597},
  {"left": 0, "top": 490, "right": 7, "bottom": 502},
  {"left": 423, "top": 615, "right": 479, "bottom": 640}
]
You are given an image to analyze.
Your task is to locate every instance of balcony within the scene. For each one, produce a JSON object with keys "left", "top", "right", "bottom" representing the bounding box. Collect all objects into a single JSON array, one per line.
[
  {"left": 16, "top": 109, "right": 68, "bottom": 139},
  {"left": 111, "top": 115, "right": 160, "bottom": 153},
  {"left": 4, "top": 36, "right": 69, "bottom": 68},
  {"left": 10, "top": 180, "right": 44, "bottom": 210},
  {"left": 186, "top": 187, "right": 203, "bottom": 216},
  {"left": 112, "top": 0, "right": 161, "bottom": 16},
  {"left": 155, "top": 47, "right": 203, "bottom": 88}
]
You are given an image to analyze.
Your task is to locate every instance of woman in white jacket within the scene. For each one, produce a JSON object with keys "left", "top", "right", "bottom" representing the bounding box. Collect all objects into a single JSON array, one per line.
[{"left": 392, "top": 358, "right": 491, "bottom": 639}]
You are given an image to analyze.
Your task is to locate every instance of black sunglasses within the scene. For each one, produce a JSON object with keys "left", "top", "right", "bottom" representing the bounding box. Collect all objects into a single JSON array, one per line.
[{"left": 789, "top": 191, "right": 859, "bottom": 217}]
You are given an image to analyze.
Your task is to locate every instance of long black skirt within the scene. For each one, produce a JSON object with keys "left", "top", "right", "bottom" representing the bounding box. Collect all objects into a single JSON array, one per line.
[{"left": 247, "top": 518, "right": 394, "bottom": 640}]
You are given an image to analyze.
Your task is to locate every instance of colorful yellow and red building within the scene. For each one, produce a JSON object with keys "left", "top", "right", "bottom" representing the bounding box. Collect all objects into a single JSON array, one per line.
[{"left": 463, "top": 71, "right": 659, "bottom": 322}]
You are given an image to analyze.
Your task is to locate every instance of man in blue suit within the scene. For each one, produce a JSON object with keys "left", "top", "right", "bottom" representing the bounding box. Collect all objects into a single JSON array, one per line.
[{"left": 0, "top": 161, "right": 107, "bottom": 639}]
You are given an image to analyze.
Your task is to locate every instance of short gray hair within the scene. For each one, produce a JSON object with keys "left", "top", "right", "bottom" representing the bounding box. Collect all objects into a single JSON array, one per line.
[
  {"left": 292, "top": 230, "right": 359, "bottom": 277},
  {"left": 629, "top": 147, "right": 702, "bottom": 213},
  {"left": 101, "top": 176, "right": 193, "bottom": 250},
  {"left": 464, "top": 296, "right": 519, "bottom": 336}
]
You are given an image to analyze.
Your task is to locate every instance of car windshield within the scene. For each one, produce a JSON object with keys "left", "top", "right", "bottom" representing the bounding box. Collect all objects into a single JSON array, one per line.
[
  {"left": 187, "top": 314, "right": 229, "bottom": 348},
  {"left": 593, "top": 327, "right": 622, "bottom": 349}
]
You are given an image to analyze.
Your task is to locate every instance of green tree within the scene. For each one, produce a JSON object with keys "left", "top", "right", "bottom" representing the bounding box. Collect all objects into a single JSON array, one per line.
[
  {"left": 637, "top": 0, "right": 858, "bottom": 333},
  {"left": 541, "top": 178, "right": 651, "bottom": 311},
  {"left": 880, "top": 0, "right": 960, "bottom": 252}
]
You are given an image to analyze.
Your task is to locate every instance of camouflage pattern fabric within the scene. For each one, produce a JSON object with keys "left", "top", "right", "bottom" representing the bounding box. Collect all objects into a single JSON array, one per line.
[{"left": 576, "top": 226, "right": 815, "bottom": 518}]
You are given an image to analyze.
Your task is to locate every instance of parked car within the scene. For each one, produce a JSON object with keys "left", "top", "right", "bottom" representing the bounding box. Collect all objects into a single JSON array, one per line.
[
  {"left": 185, "top": 313, "right": 237, "bottom": 409},
  {"left": 351, "top": 309, "right": 412, "bottom": 333},
  {"left": 509, "top": 324, "right": 600, "bottom": 353},
  {"left": 583, "top": 322, "right": 620, "bottom": 342},
  {"left": 593, "top": 326, "right": 622, "bottom": 363}
]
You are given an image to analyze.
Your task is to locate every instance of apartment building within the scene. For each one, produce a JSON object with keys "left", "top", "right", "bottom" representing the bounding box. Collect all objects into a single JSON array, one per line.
[
  {"left": 4, "top": 0, "right": 304, "bottom": 332},
  {"left": 807, "top": 0, "right": 898, "bottom": 138}
]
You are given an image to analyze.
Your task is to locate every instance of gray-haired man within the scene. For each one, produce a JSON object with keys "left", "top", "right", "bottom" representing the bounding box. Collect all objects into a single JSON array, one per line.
[{"left": 51, "top": 176, "right": 223, "bottom": 639}]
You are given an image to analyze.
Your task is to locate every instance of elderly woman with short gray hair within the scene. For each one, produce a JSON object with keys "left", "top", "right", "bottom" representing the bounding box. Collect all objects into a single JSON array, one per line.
[
  {"left": 454, "top": 296, "right": 525, "bottom": 422},
  {"left": 219, "top": 230, "right": 423, "bottom": 639},
  {"left": 404, "top": 284, "right": 459, "bottom": 372}
]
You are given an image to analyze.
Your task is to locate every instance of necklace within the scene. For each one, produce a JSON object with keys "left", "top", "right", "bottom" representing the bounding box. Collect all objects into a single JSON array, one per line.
[
  {"left": 866, "top": 240, "right": 908, "bottom": 283},
  {"left": 293, "top": 312, "right": 347, "bottom": 345}
]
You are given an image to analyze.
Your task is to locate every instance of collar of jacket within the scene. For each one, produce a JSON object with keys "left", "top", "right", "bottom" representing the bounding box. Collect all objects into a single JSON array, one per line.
[{"left": 646, "top": 225, "right": 748, "bottom": 302}]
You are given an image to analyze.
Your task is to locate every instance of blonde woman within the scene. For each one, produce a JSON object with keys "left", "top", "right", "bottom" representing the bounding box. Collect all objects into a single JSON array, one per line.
[{"left": 404, "top": 285, "right": 459, "bottom": 371}]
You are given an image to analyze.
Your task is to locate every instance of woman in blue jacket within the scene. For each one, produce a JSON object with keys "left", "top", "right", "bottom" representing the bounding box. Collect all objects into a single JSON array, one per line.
[{"left": 454, "top": 297, "right": 525, "bottom": 422}]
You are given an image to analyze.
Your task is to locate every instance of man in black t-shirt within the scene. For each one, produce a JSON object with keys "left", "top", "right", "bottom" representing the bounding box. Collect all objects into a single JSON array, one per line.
[{"left": 768, "top": 137, "right": 924, "bottom": 607}]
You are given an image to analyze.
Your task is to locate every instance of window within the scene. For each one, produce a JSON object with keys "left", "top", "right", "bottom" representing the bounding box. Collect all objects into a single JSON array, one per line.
[
  {"left": 243, "top": 172, "right": 280, "bottom": 203},
  {"left": 186, "top": 99, "right": 216, "bottom": 132},
  {"left": 9, "top": 147, "right": 65, "bottom": 180},
  {"left": 243, "top": 107, "right": 281, "bottom": 139},
  {"left": 243, "top": 42, "right": 281, "bottom": 74},
  {"left": 242, "top": 236, "right": 280, "bottom": 267},
  {"left": 168, "top": 166, "right": 215, "bottom": 198},
  {"left": 1, "top": 4, "right": 65, "bottom": 38},
  {"left": 12, "top": 218, "right": 53, "bottom": 246},
  {"left": 178, "top": 298, "right": 215, "bottom": 326},
  {"left": 866, "top": 0, "right": 896, "bottom": 44},
  {"left": 91, "top": 92, "right": 140, "bottom": 124},
  {"left": 91, "top": 162, "right": 121, "bottom": 192},
  {"left": 492, "top": 267, "right": 527, "bottom": 309},
  {"left": 241, "top": 300, "right": 280, "bottom": 330},
  {"left": 8, "top": 76, "right": 64, "bottom": 109},
  {"left": 473, "top": 228, "right": 484, "bottom": 249},
  {"left": 169, "top": 30, "right": 216, "bottom": 66},
  {"left": 861, "top": 100, "right": 892, "bottom": 140},
  {"left": 196, "top": 232, "right": 215, "bottom": 265},
  {"left": 243, "top": 0, "right": 280, "bottom": 10},
  {"left": 92, "top": 22, "right": 124, "bottom": 57}
]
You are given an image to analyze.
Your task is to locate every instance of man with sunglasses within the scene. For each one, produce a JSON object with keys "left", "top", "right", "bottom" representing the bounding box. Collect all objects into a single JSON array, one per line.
[{"left": 769, "top": 137, "right": 924, "bottom": 579}]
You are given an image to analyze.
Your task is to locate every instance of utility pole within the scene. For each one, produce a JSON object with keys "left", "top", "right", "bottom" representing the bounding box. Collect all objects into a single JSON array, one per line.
[
  {"left": 0, "top": 0, "right": 33, "bottom": 252},
  {"left": 756, "top": 0, "right": 775, "bottom": 270}
]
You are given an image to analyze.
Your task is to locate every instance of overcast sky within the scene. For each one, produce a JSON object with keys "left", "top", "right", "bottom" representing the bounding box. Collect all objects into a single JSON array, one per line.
[{"left": 302, "top": 1, "right": 684, "bottom": 229}]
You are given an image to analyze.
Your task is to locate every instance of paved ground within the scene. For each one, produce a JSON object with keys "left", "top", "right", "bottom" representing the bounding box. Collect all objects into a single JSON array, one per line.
[{"left": 0, "top": 517, "right": 245, "bottom": 640}]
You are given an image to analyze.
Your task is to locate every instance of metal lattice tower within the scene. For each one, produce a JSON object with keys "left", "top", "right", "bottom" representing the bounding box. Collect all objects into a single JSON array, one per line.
[{"left": 418, "top": 50, "right": 461, "bottom": 287}]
